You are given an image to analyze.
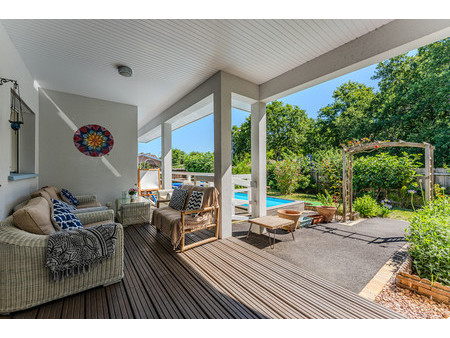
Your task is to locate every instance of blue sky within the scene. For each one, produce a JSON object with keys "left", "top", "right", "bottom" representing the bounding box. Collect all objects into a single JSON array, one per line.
[{"left": 139, "top": 50, "right": 417, "bottom": 157}]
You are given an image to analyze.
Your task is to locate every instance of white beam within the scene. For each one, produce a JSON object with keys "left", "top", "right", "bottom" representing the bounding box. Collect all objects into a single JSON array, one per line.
[
  {"left": 214, "top": 74, "right": 233, "bottom": 239},
  {"left": 251, "top": 102, "right": 267, "bottom": 234},
  {"left": 161, "top": 122, "right": 172, "bottom": 189},
  {"left": 260, "top": 19, "right": 450, "bottom": 102}
]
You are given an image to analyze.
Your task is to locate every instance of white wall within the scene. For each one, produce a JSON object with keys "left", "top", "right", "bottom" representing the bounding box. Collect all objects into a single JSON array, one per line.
[
  {"left": 39, "top": 89, "right": 137, "bottom": 208},
  {"left": 0, "top": 24, "right": 39, "bottom": 219}
]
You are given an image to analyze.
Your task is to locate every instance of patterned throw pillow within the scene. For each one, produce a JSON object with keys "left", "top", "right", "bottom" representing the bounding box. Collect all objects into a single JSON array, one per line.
[
  {"left": 60, "top": 189, "right": 79, "bottom": 206},
  {"left": 52, "top": 198, "right": 76, "bottom": 213},
  {"left": 168, "top": 189, "right": 188, "bottom": 211},
  {"left": 185, "top": 191, "right": 204, "bottom": 217},
  {"left": 52, "top": 200, "right": 83, "bottom": 230}
]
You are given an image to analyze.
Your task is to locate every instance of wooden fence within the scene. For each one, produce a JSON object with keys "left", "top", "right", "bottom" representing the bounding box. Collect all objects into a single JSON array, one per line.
[{"left": 416, "top": 168, "right": 449, "bottom": 189}]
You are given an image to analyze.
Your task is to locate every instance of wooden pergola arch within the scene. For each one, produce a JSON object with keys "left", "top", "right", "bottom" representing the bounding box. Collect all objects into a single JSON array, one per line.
[{"left": 342, "top": 140, "right": 435, "bottom": 222}]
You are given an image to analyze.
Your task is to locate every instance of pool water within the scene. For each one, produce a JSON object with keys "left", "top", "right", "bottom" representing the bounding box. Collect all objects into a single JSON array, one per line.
[{"left": 234, "top": 192, "right": 294, "bottom": 208}]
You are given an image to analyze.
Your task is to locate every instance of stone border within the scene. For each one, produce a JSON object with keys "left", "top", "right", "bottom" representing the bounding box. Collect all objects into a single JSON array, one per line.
[
  {"left": 396, "top": 272, "right": 450, "bottom": 304},
  {"left": 359, "top": 244, "right": 409, "bottom": 301}
]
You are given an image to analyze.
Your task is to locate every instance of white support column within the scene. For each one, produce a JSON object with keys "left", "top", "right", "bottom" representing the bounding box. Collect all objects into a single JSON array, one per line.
[
  {"left": 161, "top": 122, "right": 172, "bottom": 189},
  {"left": 251, "top": 102, "right": 267, "bottom": 234},
  {"left": 214, "top": 88, "right": 232, "bottom": 239}
]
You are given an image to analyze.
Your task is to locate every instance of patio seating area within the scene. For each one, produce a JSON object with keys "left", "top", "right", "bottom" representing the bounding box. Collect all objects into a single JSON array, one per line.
[
  {"left": 1, "top": 17, "right": 448, "bottom": 325},
  {"left": 0, "top": 224, "right": 403, "bottom": 319}
]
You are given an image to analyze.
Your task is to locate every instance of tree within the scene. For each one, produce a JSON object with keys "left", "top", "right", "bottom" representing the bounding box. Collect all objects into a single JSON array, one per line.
[
  {"left": 184, "top": 151, "right": 214, "bottom": 173},
  {"left": 370, "top": 38, "right": 450, "bottom": 166},
  {"left": 232, "top": 100, "right": 314, "bottom": 161},
  {"left": 316, "top": 81, "right": 376, "bottom": 148},
  {"left": 172, "top": 148, "right": 186, "bottom": 167}
]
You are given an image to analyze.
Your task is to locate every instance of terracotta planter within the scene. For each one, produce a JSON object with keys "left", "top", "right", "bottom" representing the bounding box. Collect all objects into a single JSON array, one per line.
[
  {"left": 277, "top": 209, "right": 302, "bottom": 231},
  {"left": 316, "top": 206, "right": 337, "bottom": 223},
  {"left": 306, "top": 214, "right": 324, "bottom": 224}
]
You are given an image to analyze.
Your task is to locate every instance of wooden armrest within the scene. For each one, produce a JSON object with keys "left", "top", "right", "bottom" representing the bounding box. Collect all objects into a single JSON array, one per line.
[
  {"left": 181, "top": 206, "right": 216, "bottom": 215},
  {"left": 157, "top": 199, "right": 171, "bottom": 208}
]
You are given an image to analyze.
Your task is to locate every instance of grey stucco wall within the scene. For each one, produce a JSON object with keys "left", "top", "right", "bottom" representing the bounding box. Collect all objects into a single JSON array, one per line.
[{"left": 38, "top": 89, "right": 137, "bottom": 209}]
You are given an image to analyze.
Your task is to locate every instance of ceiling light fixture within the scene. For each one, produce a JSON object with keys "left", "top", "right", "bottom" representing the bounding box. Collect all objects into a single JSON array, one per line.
[{"left": 118, "top": 65, "right": 133, "bottom": 77}]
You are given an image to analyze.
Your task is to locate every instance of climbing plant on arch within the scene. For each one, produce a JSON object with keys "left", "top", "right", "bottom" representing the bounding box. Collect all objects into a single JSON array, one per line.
[{"left": 341, "top": 140, "right": 435, "bottom": 222}]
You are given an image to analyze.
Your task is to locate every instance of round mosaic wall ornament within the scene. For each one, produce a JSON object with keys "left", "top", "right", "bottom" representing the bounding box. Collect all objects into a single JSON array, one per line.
[{"left": 73, "top": 124, "right": 114, "bottom": 157}]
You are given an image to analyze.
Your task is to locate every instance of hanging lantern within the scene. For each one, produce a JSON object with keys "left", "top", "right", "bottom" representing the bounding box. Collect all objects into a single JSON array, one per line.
[
  {"left": 9, "top": 82, "right": 24, "bottom": 131},
  {"left": 1, "top": 77, "right": 24, "bottom": 132}
]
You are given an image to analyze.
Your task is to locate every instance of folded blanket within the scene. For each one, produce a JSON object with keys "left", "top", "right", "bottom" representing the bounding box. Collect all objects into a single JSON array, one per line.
[{"left": 46, "top": 223, "right": 118, "bottom": 281}]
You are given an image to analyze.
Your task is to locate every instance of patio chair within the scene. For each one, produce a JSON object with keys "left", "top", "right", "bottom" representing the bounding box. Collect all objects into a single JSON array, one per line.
[
  {"left": 138, "top": 168, "right": 161, "bottom": 200},
  {"left": 151, "top": 185, "right": 219, "bottom": 252}
]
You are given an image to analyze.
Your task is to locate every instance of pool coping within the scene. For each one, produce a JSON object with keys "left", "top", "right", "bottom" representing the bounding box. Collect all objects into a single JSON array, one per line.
[{"left": 235, "top": 198, "right": 304, "bottom": 211}]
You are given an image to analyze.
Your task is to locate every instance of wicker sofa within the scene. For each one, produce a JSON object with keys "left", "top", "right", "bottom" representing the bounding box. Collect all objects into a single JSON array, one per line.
[{"left": 0, "top": 208, "right": 124, "bottom": 315}]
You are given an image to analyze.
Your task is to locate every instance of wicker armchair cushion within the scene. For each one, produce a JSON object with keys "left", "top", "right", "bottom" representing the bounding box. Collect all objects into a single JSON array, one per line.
[
  {"left": 30, "top": 189, "right": 52, "bottom": 201},
  {"left": 12, "top": 197, "right": 57, "bottom": 235},
  {"left": 29, "top": 190, "right": 61, "bottom": 230},
  {"left": 42, "top": 186, "right": 61, "bottom": 201}
]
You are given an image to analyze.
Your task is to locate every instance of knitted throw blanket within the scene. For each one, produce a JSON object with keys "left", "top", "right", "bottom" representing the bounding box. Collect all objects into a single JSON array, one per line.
[{"left": 46, "top": 223, "right": 118, "bottom": 281}]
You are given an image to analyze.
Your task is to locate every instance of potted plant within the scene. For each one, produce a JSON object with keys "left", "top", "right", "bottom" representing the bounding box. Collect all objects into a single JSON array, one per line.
[
  {"left": 316, "top": 190, "right": 338, "bottom": 223},
  {"left": 128, "top": 187, "right": 138, "bottom": 202}
]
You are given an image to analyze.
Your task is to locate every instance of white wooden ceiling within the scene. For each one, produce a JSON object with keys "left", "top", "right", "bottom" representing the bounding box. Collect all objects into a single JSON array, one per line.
[{"left": 1, "top": 19, "right": 392, "bottom": 127}]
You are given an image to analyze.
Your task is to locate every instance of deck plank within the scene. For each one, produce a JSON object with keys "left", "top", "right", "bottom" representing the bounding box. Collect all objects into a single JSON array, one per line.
[
  {"left": 137, "top": 225, "right": 260, "bottom": 319},
  {"left": 3, "top": 223, "right": 403, "bottom": 319},
  {"left": 126, "top": 227, "right": 208, "bottom": 319},
  {"left": 132, "top": 226, "right": 234, "bottom": 319}
]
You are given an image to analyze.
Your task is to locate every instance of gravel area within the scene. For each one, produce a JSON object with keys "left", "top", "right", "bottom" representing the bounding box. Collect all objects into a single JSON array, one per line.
[{"left": 375, "top": 275, "right": 450, "bottom": 319}]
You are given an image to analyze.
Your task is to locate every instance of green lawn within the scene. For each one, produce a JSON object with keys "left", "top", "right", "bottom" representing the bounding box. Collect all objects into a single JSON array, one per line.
[
  {"left": 268, "top": 190, "right": 414, "bottom": 222},
  {"left": 387, "top": 208, "right": 414, "bottom": 222},
  {"left": 267, "top": 191, "right": 322, "bottom": 205}
]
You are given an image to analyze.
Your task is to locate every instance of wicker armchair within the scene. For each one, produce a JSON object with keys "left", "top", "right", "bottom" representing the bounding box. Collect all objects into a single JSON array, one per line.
[{"left": 0, "top": 209, "right": 124, "bottom": 315}]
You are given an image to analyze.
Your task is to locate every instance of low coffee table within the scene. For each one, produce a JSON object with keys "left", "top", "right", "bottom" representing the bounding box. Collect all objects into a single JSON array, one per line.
[
  {"left": 247, "top": 216, "right": 295, "bottom": 249},
  {"left": 116, "top": 196, "right": 151, "bottom": 226}
]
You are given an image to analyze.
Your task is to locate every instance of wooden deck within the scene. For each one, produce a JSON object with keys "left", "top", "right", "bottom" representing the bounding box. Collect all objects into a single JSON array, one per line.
[{"left": 2, "top": 224, "right": 404, "bottom": 319}]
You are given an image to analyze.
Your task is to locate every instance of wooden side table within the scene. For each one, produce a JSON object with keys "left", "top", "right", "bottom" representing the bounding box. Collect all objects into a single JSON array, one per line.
[
  {"left": 116, "top": 196, "right": 151, "bottom": 226},
  {"left": 247, "top": 216, "right": 295, "bottom": 249}
]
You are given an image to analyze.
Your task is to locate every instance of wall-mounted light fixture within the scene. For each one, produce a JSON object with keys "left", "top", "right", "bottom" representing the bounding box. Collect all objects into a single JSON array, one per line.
[{"left": 1, "top": 77, "right": 24, "bottom": 131}]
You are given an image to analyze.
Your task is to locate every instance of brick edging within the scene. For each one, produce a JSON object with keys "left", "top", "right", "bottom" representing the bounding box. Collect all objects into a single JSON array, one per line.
[{"left": 396, "top": 272, "right": 450, "bottom": 304}]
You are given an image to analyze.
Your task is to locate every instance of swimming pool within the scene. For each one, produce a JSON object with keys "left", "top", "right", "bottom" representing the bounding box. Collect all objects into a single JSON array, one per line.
[{"left": 234, "top": 192, "right": 294, "bottom": 208}]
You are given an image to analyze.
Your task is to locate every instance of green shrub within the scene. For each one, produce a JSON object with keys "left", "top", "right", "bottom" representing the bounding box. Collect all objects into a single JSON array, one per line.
[
  {"left": 313, "top": 149, "right": 342, "bottom": 196},
  {"left": 232, "top": 154, "right": 251, "bottom": 174},
  {"left": 405, "top": 196, "right": 450, "bottom": 285},
  {"left": 353, "top": 195, "right": 388, "bottom": 218},
  {"left": 271, "top": 154, "right": 310, "bottom": 195},
  {"left": 184, "top": 152, "right": 214, "bottom": 173},
  {"left": 353, "top": 152, "right": 420, "bottom": 198},
  {"left": 317, "top": 190, "right": 334, "bottom": 206}
]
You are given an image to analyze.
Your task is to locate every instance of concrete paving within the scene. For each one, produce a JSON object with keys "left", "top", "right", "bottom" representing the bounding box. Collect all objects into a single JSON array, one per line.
[{"left": 233, "top": 217, "right": 408, "bottom": 293}]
